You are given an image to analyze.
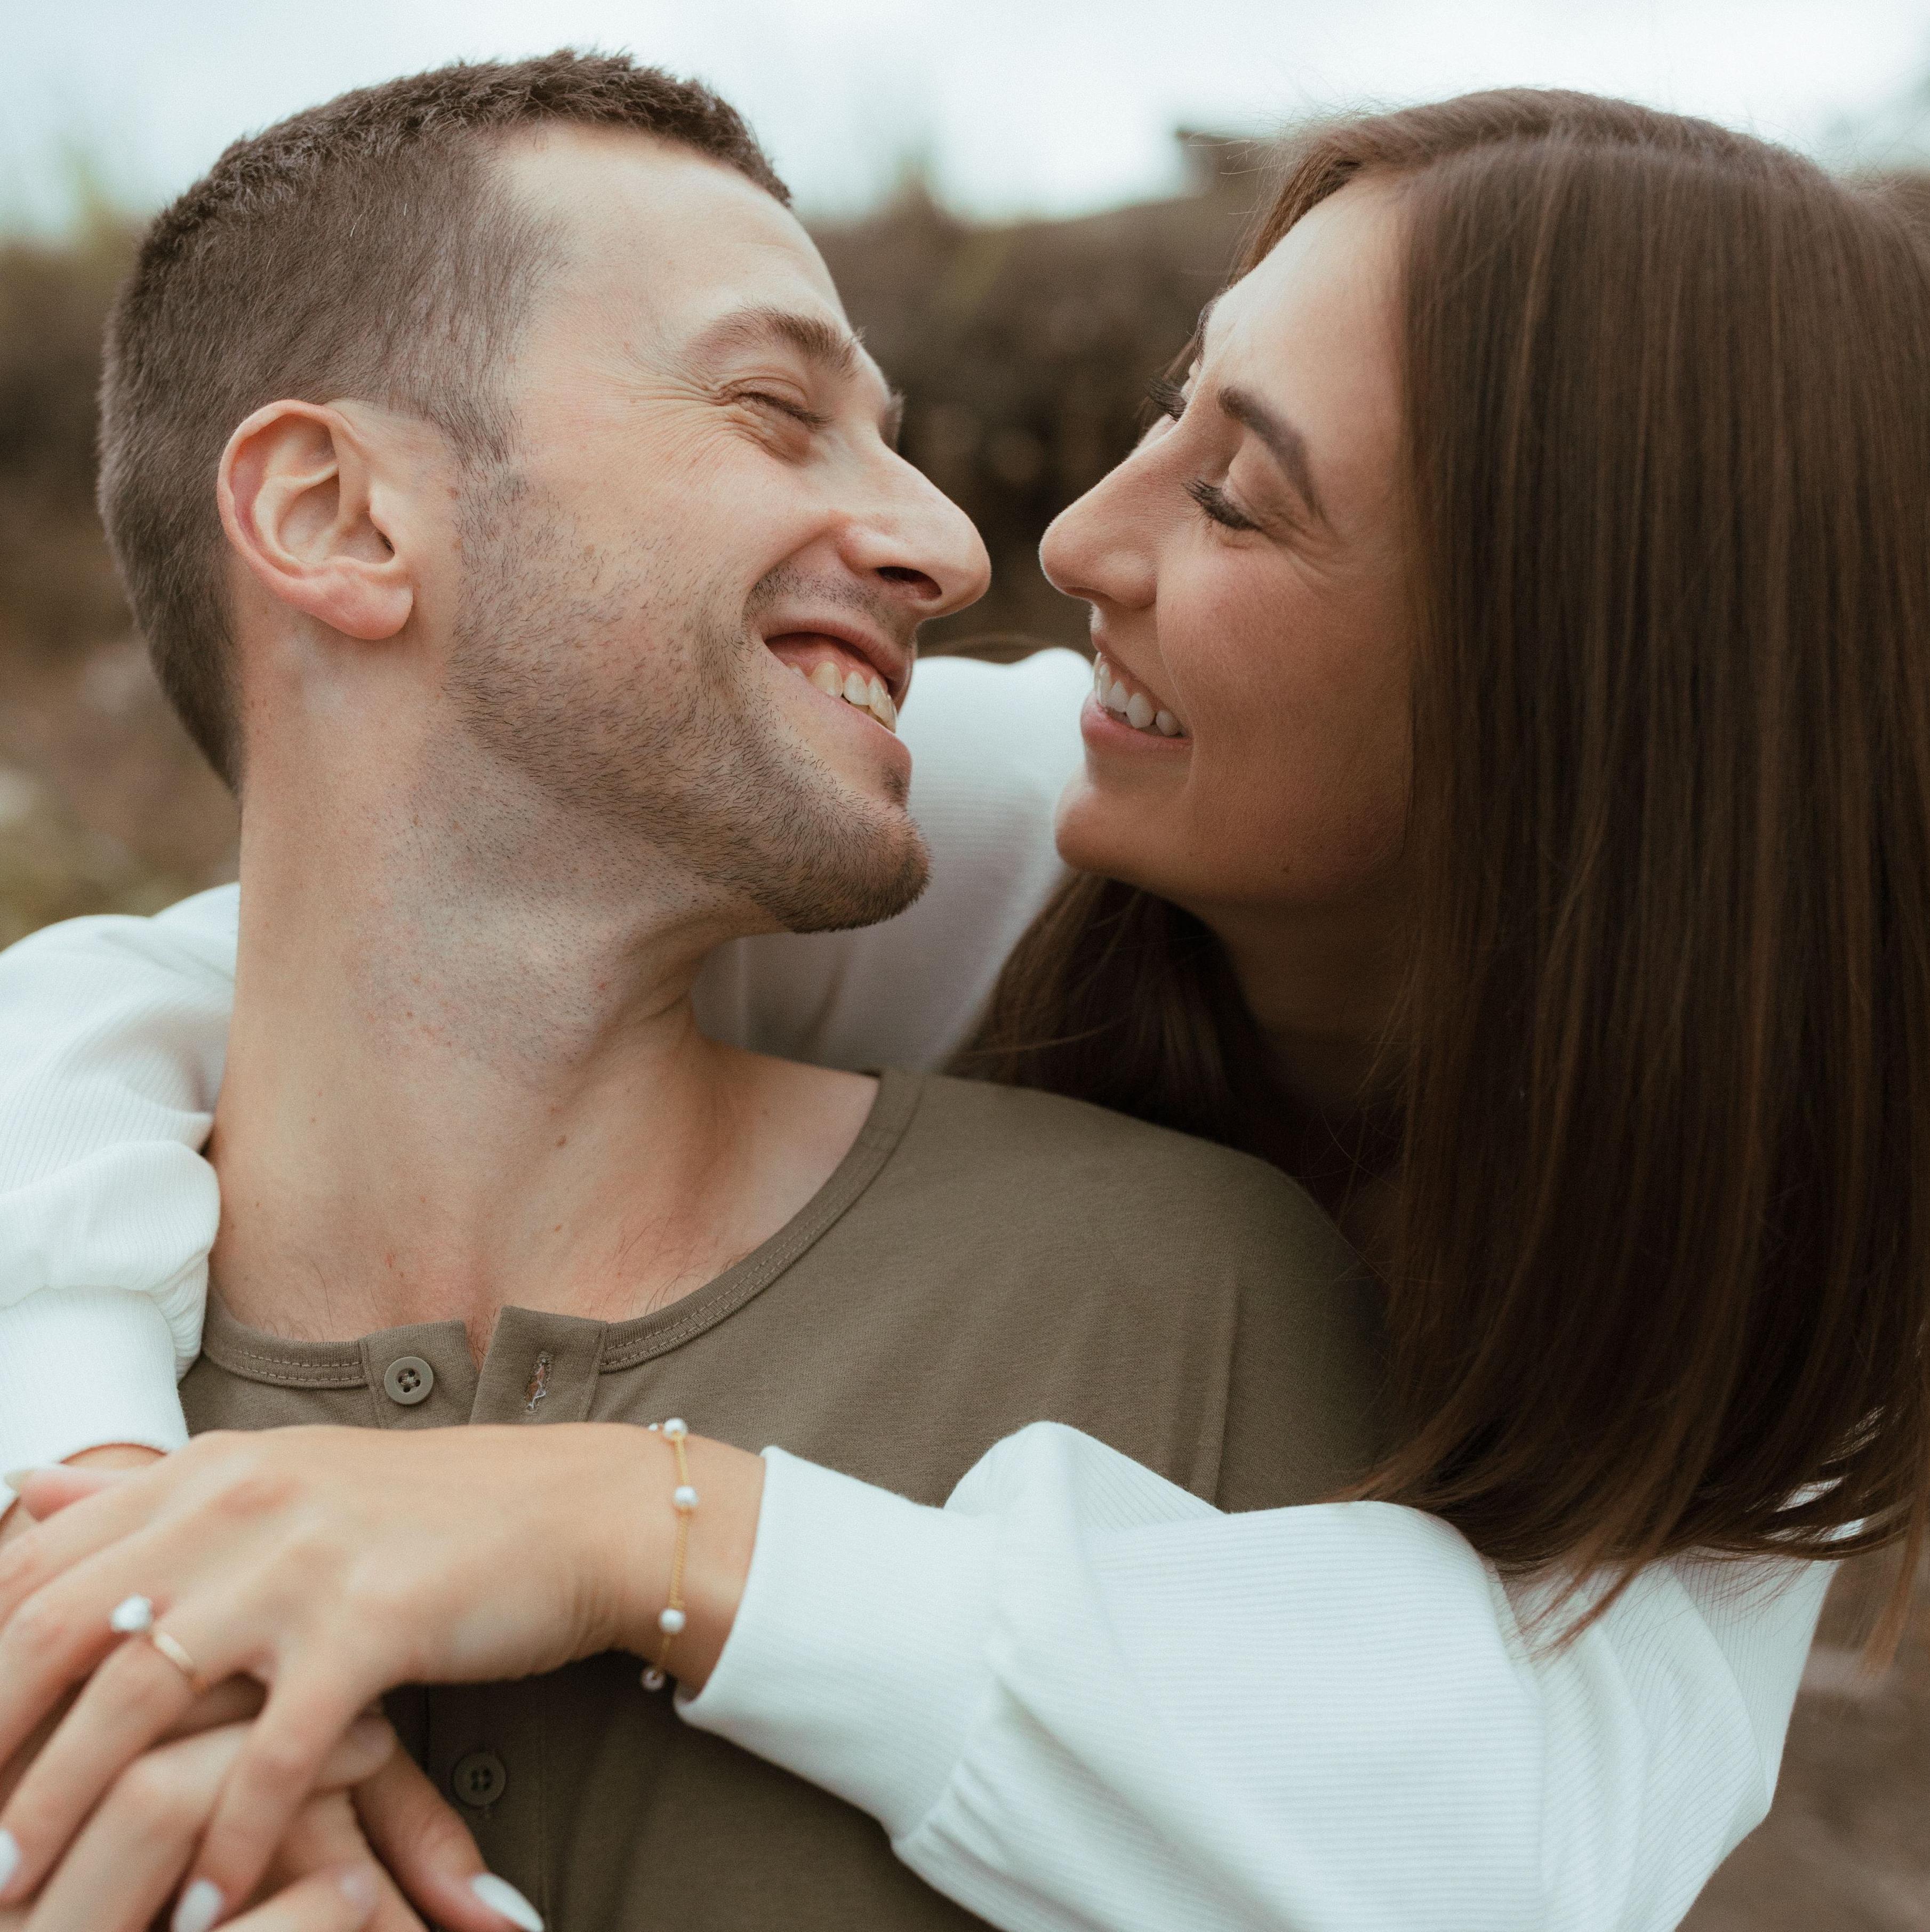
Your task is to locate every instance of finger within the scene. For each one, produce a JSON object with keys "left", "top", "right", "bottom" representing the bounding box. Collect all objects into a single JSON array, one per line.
[
  {"left": 313, "top": 1718, "right": 396, "bottom": 1795},
  {"left": 20, "top": 1721, "right": 249, "bottom": 1932},
  {"left": 178, "top": 1675, "right": 378, "bottom": 1926},
  {"left": 161, "top": 1680, "right": 268, "bottom": 1744},
  {"left": 19, "top": 1718, "right": 389, "bottom": 1932},
  {"left": 0, "top": 1559, "right": 170, "bottom": 1774},
  {"left": 0, "top": 1625, "right": 202, "bottom": 1899},
  {"left": 4, "top": 1469, "right": 131, "bottom": 1522},
  {"left": 226, "top": 1867, "right": 380, "bottom": 1932},
  {"left": 354, "top": 1752, "right": 540, "bottom": 1932},
  {"left": 270, "top": 1793, "right": 427, "bottom": 1932},
  {"left": 0, "top": 1517, "right": 233, "bottom": 1773},
  {"left": 0, "top": 1465, "right": 178, "bottom": 1628}
]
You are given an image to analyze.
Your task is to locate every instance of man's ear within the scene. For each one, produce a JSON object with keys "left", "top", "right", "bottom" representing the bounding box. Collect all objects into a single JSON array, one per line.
[{"left": 217, "top": 401, "right": 416, "bottom": 642}]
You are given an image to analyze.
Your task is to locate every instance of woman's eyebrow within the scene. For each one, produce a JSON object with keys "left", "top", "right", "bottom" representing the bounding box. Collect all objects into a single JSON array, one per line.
[{"left": 1215, "top": 383, "right": 1328, "bottom": 524}]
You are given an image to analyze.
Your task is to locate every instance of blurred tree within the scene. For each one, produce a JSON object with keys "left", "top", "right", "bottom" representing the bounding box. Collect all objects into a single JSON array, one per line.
[{"left": 0, "top": 223, "right": 134, "bottom": 658}]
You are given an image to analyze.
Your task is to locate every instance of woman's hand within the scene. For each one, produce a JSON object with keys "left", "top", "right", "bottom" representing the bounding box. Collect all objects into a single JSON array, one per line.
[
  {"left": 0, "top": 1424, "right": 762, "bottom": 1924},
  {"left": 1, "top": 1865, "right": 385, "bottom": 1932},
  {"left": 0, "top": 1712, "right": 394, "bottom": 1932}
]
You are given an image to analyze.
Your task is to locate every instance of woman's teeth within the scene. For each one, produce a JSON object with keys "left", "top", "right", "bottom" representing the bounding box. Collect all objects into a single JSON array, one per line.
[
  {"left": 1093, "top": 655, "right": 1184, "bottom": 737},
  {"left": 791, "top": 656, "right": 898, "bottom": 731}
]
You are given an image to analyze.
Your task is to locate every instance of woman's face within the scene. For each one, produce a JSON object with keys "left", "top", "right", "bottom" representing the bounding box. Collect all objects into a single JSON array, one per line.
[{"left": 1041, "top": 179, "right": 1412, "bottom": 926}]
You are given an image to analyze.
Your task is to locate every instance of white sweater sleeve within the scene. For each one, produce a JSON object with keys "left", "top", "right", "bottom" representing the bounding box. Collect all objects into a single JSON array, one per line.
[
  {"left": 0, "top": 650, "right": 1088, "bottom": 1498},
  {"left": 684, "top": 1426, "right": 1830, "bottom": 1932},
  {"left": 0, "top": 884, "right": 241, "bottom": 1493}
]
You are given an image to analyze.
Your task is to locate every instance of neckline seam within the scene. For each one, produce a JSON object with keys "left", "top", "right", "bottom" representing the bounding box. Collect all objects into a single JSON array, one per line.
[{"left": 198, "top": 1067, "right": 926, "bottom": 1384}]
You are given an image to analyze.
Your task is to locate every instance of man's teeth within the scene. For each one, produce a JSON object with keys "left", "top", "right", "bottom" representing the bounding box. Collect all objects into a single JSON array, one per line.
[
  {"left": 795, "top": 657, "right": 898, "bottom": 731},
  {"left": 1093, "top": 655, "right": 1184, "bottom": 737}
]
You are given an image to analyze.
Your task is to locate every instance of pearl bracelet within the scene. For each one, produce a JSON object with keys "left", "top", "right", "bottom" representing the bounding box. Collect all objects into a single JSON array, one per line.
[{"left": 642, "top": 1417, "right": 698, "bottom": 1692}]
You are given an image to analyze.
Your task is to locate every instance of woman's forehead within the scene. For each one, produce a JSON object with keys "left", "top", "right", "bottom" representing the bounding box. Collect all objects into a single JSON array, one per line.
[{"left": 1203, "top": 179, "right": 1405, "bottom": 373}]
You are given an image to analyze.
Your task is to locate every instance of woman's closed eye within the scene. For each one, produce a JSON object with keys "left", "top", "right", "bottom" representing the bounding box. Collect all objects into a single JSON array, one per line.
[
  {"left": 1185, "top": 476, "right": 1261, "bottom": 533},
  {"left": 1146, "top": 377, "right": 1263, "bottom": 533}
]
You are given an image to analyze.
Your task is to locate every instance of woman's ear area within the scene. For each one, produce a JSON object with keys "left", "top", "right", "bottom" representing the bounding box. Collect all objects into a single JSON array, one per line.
[{"left": 216, "top": 399, "right": 417, "bottom": 643}]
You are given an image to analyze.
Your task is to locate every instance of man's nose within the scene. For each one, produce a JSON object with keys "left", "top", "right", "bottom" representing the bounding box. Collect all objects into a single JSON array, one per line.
[{"left": 838, "top": 456, "right": 991, "bottom": 625}]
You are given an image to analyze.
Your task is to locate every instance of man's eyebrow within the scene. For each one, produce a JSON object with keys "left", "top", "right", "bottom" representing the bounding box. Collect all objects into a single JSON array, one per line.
[
  {"left": 685, "top": 303, "right": 863, "bottom": 381},
  {"left": 1216, "top": 383, "right": 1327, "bottom": 524}
]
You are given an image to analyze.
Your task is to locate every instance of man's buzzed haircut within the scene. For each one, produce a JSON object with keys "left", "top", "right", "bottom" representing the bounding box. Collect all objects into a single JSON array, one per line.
[{"left": 98, "top": 51, "right": 790, "bottom": 788}]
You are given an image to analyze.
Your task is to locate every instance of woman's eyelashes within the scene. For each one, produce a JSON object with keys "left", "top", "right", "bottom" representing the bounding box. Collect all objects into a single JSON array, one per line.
[
  {"left": 1146, "top": 376, "right": 1265, "bottom": 533},
  {"left": 1185, "top": 476, "right": 1261, "bottom": 533},
  {"left": 1147, "top": 375, "right": 1189, "bottom": 422}
]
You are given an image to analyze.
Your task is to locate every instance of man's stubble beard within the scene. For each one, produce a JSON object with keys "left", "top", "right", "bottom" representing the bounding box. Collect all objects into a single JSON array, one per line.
[{"left": 442, "top": 471, "right": 930, "bottom": 935}]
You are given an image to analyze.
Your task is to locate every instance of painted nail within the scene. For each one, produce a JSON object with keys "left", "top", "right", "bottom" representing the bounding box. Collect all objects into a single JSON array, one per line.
[
  {"left": 471, "top": 1871, "right": 545, "bottom": 1930},
  {"left": 173, "top": 1878, "right": 226, "bottom": 1932},
  {"left": 0, "top": 1828, "right": 20, "bottom": 1896}
]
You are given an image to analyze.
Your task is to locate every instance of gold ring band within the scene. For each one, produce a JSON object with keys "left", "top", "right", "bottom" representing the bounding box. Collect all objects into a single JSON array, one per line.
[{"left": 147, "top": 1628, "right": 210, "bottom": 1696}]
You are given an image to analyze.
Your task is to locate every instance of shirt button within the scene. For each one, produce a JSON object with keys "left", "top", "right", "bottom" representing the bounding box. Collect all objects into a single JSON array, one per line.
[
  {"left": 452, "top": 1750, "right": 508, "bottom": 1809},
  {"left": 383, "top": 1356, "right": 435, "bottom": 1406}
]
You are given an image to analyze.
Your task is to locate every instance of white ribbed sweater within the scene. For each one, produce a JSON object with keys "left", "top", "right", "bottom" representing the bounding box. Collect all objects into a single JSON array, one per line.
[{"left": 0, "top": 648, "right": 1825, "bottom": 1931}]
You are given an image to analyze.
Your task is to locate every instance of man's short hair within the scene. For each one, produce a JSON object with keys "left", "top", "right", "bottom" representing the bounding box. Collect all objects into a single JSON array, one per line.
[{"left": 98, "top": 51, "right": 790, "bottom": 788}]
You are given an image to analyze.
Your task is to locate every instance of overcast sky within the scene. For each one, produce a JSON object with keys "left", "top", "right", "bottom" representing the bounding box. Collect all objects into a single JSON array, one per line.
[{"left": 5, "top": 0, "right": 1929, "bottom": 231}]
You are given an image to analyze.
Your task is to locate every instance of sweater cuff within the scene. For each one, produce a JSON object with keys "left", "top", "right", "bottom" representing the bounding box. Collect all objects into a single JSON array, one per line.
[
  {"left": 0, "top": 1289, "right": 189, "bottom": 1514},
  {"left": 678, "top": 1448, "right": 997, "bottom": 1841}
]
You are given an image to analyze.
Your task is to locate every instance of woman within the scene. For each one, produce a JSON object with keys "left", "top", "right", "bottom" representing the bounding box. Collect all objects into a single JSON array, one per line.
[{"left": 1, "top": 86, "right": 1925, "bottom": 1931}]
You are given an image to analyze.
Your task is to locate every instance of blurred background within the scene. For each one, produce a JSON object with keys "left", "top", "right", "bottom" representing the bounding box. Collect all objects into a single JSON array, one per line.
[{"left": 3, "top": 4, "right": 1928, "bottom": 1920}]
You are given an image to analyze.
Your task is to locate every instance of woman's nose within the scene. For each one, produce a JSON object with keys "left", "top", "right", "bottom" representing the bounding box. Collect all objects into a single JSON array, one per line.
[{"left": 1039, "top": 456, "right": 1157, "bottom": 613}]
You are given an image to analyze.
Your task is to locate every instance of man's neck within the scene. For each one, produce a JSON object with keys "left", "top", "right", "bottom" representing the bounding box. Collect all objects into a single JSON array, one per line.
[{"left": 209, "top": 762, "right": 875, "bottom": 1360}]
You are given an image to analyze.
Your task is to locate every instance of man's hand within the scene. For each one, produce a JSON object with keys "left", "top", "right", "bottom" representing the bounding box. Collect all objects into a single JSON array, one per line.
[{"left": 0, "top": 1423, "right": 758, "bottom": 1925}]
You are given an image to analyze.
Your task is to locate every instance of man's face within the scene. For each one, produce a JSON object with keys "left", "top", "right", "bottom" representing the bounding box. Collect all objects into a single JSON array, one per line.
[{"left": 438, "top": 127, "right": 989, "bottom": 934}]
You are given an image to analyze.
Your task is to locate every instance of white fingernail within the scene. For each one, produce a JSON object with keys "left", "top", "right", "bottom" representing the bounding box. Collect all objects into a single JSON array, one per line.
[
  {"left": 471, "top": 1871, "right": 544, "bottom": 1930},
  {"left": 1, "top": 1468, "right": 52, "bottom": 1491},
  {"left": 0, "top": 1829, "right": 20, "bottom": 1895},
  {"left": 173, "top": 1877, "right": 226, "bottom": 1932}
]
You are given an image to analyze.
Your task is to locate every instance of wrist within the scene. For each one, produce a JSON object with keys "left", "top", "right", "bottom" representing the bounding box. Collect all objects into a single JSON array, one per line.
[{"left": 602, "top": 1429, "right": 763, "bottom": 1696}]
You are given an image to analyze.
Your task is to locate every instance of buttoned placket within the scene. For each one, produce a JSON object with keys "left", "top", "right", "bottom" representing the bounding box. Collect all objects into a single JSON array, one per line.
[{"left": 366, "top": 1308, "right": 614, "bottom": 1920}]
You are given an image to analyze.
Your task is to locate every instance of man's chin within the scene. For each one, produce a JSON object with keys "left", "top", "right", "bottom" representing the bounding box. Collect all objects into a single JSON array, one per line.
[{"left": 762, "top": 812, "right": 931, "bottom": 935}]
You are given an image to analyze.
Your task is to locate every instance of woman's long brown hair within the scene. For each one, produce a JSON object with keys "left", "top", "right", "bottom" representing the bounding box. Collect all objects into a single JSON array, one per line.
[{"left": 968, "top": 91, "right": 1930, "bottom": 1636}]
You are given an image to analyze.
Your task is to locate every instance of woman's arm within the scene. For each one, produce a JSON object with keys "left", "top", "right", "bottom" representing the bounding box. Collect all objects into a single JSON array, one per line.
[
  {"left": 0, "top": 1420, "right": 1824, "bottom": 1932},
  {"left": 0, "top": 650, "right": 1085, "bottom": 1507},
  {"left": 0, "top": 885, "right": 240, "bottom": 1498},
  {"left": 684, "top": 1425, "right": 1830, "bottom": 1932}
]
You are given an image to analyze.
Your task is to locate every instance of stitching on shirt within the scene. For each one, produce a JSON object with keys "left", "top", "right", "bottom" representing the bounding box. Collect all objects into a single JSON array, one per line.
[
  {"left": 199, "top": 1352, "right": 369, "bottom": 1389},
  {"left": 597, "top": 1073, "right": 926, "bottom": 1371}
]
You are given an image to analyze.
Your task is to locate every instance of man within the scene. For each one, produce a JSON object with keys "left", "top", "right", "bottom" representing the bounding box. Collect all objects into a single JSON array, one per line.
[{"left": 6, "top": 52, "right": 1379, "bottom": 1929}]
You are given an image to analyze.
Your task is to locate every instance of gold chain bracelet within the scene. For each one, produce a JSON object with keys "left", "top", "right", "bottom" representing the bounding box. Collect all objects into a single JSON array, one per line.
[{"left": 642, "top": 1417, "right": 697, "bottom": 1691}]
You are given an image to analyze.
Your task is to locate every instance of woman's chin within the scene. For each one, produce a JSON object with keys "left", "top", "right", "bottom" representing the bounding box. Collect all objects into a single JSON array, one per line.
[{"left": 1052, "top": 776, "right": 1175, "bottom": 896}]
